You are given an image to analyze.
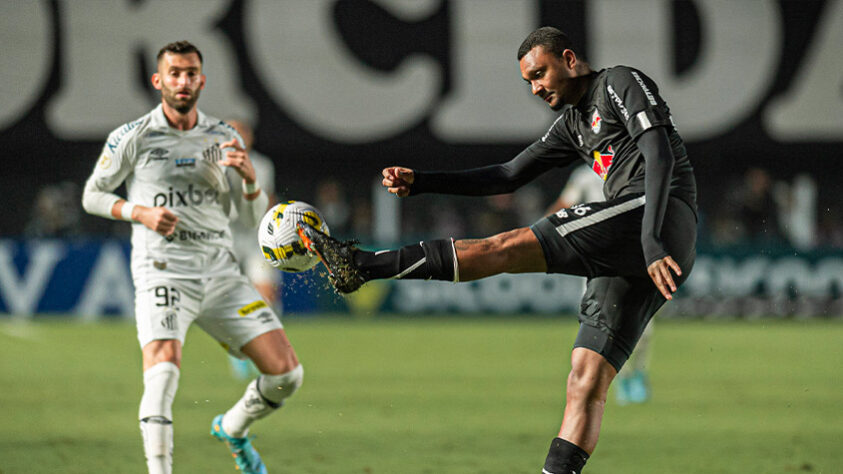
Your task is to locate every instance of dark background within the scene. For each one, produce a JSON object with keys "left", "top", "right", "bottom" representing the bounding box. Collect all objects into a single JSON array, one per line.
[{"left": 2, "top": 0, "right": 840, "bottom": 244}]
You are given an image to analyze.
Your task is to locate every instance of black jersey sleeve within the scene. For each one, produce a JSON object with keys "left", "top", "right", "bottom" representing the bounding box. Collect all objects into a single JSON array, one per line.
[
  {"left": 409, "top": 146, "right": 556, "bottom": 196},
  {"left": 409, "top": 115, "right": 578, "bottom": 196},
  {"left": 605, "top": 66, "right": 675, "bottom": 140},
  {"left": 636, "top": 126, "right": 674, "bottom": 266}
]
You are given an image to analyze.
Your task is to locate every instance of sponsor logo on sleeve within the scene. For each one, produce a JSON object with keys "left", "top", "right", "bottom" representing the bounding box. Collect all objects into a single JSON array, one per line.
[
  {"left": 630, "top": 71, "right": 657, "bottom": 106},
  {"left": 541, "top": 115, "right": 565, "bottom": 143},
  {"left": 106, "top": 118, "right": 143, "bottom": 153},
  {"left": 606, "top": 85, "right": 630, "bottom": 121}
]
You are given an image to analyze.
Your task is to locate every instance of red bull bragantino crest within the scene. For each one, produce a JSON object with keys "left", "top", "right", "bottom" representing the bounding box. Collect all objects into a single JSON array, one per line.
[
  {"left": 590, "top": 109, "right": 602, "bottom": 133},
  {"left": 592, "top": 145, "right": 614, "bottom": 180}
]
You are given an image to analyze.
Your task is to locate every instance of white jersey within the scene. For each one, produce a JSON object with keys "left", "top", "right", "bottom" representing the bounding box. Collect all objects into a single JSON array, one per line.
[
  {"left": 82, "top": 105, "right": 268, "bottom": 282},
  {"left": 560, "top": 164, "right": 606, "bottom": 204}
]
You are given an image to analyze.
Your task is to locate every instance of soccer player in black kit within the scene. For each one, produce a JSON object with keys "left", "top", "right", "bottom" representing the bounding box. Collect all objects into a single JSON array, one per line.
[{"left": 300, "top": 27, "right": 697, "bottom": 473}]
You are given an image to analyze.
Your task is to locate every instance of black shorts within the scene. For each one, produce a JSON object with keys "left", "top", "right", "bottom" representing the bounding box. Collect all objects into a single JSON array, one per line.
[{"left": 531, "top": 193, "right": 697, "bottom": 371}]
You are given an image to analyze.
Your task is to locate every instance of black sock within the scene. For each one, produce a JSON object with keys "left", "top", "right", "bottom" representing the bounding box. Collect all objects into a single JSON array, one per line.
[
  {"left": 543, "top": 438, "right": 589, "bottom": 474},
  {"left": 354, "top": 239, "right": 455, "bottom": 281}
]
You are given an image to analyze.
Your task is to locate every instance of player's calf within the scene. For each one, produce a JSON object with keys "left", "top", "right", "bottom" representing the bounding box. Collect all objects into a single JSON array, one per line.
[
  {"left": 354, "top": 238, "right": 458, "bottom": 282},
  {"left": 139, "top": 361, "right": 180, "bottom": 474}
]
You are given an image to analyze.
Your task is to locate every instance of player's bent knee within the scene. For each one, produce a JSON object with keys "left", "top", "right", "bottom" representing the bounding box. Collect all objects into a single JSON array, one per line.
[
  {"left": 258, "top": 364, "right": 304, "bottom": 406},
  {"left": 566, "top": 361, "right": 612, "bottom": 403},
  {"left": 142, "top": 339, "right": 181, "bottom": 370}
]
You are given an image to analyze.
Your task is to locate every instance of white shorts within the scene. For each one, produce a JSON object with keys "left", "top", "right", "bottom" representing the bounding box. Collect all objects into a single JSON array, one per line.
[{"left": 135, "top": 274, "right": 283, "bottom": 359}]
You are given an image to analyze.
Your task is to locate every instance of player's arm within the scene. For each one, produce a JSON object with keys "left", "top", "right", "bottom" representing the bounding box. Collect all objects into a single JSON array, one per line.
[
  {"left": 606, "top": 67, "right": 683, "bottom": 299},
  {"left": 382, "top": 150, "right": 551, "bottom": 198},
  {"left": 637, "top": 126, "right": 680, "bottom": 300},
  {"left": 81, "top": 129, "right": 179, "bottom": 236},
  {"left": 383, "top": 125, "right": 579, "bottom": 198},
  {"left": 220, "top": 138, "right": 268, "bottom": 227}
]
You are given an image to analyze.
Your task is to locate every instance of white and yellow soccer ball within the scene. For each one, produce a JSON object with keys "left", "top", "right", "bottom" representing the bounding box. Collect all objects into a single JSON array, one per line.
[{"left": 258, "top": 201, "right": 330, "bottom": 272}]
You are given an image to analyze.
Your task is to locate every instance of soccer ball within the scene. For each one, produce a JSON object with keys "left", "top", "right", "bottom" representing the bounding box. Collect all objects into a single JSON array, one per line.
[{"left": 257, "top": 201, "right": 330, "bottom": 272}]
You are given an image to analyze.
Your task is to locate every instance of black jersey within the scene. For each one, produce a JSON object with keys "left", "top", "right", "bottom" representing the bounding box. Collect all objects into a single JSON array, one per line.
[{"left": 525, "top": 66, "right": 696, "bottom": 212}]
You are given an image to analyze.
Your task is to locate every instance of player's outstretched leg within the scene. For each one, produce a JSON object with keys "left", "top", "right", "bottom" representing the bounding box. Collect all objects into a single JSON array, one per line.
[
  {"left": 298, "top": 221, "right": 458, "bottom": 294},
  {"left": 297, "top": 221, "right": 366, "bottom": 293}
]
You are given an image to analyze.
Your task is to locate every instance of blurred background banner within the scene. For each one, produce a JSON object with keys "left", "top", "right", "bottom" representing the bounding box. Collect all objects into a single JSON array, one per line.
[
  {"left": 1, "top": 0, "right": 841, "bottom": 317},
  {"left": 1, "top": 238, "right": 840, "bottom": 318}
]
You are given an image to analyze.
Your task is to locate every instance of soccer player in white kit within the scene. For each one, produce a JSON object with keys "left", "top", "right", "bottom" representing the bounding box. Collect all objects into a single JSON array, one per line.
[{"left": 82, "top": 41, "right": 301, "bottom": 474}]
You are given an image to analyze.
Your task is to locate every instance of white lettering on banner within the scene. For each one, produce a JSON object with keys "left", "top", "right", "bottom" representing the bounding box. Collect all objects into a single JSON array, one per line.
[
  {"left": 0, "top": 2, "right": 50, "bottom": 130},
  {"left": 682, "top": 256, "right": 843, "bottom": 298},
  {"left": 75, "top": 242, "right": 134, "bottom": 319},
  {"left": 392, "top": 273, "right": 584, "bottom": 314},
  {"left": 0, "top": 241, "right": 66, "bottom": 316},
  {"left": 247, "top": 0, "right": 441, "bottom": 143},
  {"left": 766, "top": 257, "right": 843, "bottom": 298},
  {"left": 764, "top": 0, "right": 843, "bottom": 140},
  {"left": 430, "top": 0, "right": 554, "bottom": 141},
  {"left": 588, "top": 0, "right": 779, "bottom": 141},
  {"left": 709, "top": 256, "right": 769, "bottom": 297},
  {"left": 0, "top": 1, "right": 833, "bottom": 144},
  {"left": 47, "top": 0, "right": 253, "bottom": 139}
]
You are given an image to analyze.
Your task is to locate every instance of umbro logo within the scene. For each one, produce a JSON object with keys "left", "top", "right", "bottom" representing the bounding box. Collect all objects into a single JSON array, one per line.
[
  {"left": 149, "top": 148, "right": 169, "bottom": 160},
  {"left": 256, "top": 311, "right": 274, "bottom": 324}
]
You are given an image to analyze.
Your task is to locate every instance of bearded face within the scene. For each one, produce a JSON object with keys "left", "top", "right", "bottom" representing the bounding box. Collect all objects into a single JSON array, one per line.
[{"left": 154, "top": 52, "right": 205, "bottom": 114}]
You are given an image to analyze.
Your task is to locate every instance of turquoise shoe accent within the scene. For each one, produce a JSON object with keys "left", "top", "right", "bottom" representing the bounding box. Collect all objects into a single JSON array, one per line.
[{"left": 211, "top": 414, "right": 268, "bottom": 474}]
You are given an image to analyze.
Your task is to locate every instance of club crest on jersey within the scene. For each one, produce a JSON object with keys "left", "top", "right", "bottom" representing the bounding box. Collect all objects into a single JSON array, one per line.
[
  {"left": 590, "top": 109, "right": 602, "bottom": 134},
  {"left": 592, "top": 145, "right": 614, "bottom": 180}
]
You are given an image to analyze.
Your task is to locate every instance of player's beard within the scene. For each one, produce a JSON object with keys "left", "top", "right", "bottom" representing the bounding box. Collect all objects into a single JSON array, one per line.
[{"left": 162, "top": 87, "right": 201, "bottom": 114}]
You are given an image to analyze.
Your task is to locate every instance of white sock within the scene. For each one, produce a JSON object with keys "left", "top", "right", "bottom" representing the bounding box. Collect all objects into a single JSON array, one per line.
[
  {"left": 222, "top": 365, "right": 304, "bottom": 438},
  {"left": 140, "top": 417, "right": 173, "bottom": 474},
  {"left": 138, "top": 362, "right": 179, "bottom": 474}
]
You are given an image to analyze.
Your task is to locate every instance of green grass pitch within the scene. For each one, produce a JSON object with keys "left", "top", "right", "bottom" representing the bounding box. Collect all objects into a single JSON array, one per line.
[{"left": 1, "top": 316, "right": 841, "bottom": 473}]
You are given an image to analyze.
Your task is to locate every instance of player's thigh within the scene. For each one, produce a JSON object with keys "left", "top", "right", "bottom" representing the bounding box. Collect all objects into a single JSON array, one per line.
[
  {"left": 574, "top": 275, "right": 665, "bottom": 372},
  {"left": 532, "top": 194, "right": 646, "bottom": 277},
  {"left": 241, "top": 329, "right": 299, "bottom": 374},
  {"left": 660, "top": 197, "right": 698, "bottom": 281},
  {"left": 195, "top": 275, "right": 284, "bottom": 359},
  {"left": 135, "top": 279, "right": 201, "bottom": 351}
]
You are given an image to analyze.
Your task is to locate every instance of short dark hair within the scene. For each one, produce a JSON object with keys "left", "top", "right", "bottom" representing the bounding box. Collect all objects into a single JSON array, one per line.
[
  {"left": 517, "top": 27, "right": 575, "bottom": 60},
  {"left": 157, "top": 40, "right": 203, "bottom": 64}
]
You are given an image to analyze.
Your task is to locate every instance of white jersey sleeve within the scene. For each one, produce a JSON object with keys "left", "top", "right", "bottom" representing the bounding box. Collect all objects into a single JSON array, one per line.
[{"left": 81, "top": 118, "right": 144, "bottom": 219}]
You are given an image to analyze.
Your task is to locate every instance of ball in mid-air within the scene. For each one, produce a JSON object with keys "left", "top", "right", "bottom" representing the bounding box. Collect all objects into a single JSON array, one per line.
[{"left": 257, "top": 201, "right": 330, "bottom": 272}]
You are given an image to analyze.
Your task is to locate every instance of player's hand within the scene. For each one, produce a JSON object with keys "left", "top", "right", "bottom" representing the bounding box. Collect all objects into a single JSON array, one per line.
[
  {"left": 136, "top": 206, "right": 178, "bottom": 236},
  {"left": 382, "top": 166, "right": 414, "bottom": 197},
  {"left": 219, "top": 139, "right": 256, "bottom": 183},
  {"left": 647, "top": 255, "right": 682, "bottom": 300}
]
